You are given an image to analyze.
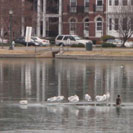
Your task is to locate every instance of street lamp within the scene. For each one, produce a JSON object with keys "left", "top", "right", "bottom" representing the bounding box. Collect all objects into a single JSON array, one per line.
[{"left": 9, "top": 10, "right": 13, "bottom": 50}]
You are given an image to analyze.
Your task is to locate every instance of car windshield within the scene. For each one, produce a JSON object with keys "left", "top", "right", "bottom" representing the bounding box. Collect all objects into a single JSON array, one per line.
[{"left": 73, "top": 36, "right": 81, "bottom": 40}]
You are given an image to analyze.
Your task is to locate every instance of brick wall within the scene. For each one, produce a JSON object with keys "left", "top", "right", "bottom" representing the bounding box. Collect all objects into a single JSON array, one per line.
[{"left": 62, "top": 0, "right": 106, "bottom": 41}]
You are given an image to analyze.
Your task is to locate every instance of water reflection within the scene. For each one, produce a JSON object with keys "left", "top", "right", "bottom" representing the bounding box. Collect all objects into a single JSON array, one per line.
[
  {"left": 0, "top": 104, "right": 133, "bottom": 132},
  {"left": 0, "top": 58, "right": 133, "bottom": 132},
  {"left": 116, "top": 106, "right": 121, "bottom": 117},
  {"left": 0, "top": 59, "right": 133, "bottom": 103}
]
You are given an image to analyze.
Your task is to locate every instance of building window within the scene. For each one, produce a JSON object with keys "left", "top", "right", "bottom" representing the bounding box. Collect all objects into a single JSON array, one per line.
[
  {"left": 123, "top": 18, "right": 127, "bottom": 30},
  {"left": 109, "top": 0, "right": 112, "bottom": 5},
  {"left": 97, "top": 0, "right": 103, "bottom": 6},
  {"left": 70, "top": 0, "right": 77, "bottom": 13},
  {"left": 84, "top": 0, "right": 89, "bottom": 6},
  {"left": 131, "top": 0, "right": 133, "bottom": 5},
  {"left": 84, "top": 0, "right": 89, "bottom": 12},
  {"left": 84, "top": 18, "right": 89, "bottom": 37},
  {"left": 96, "top": 0, "right": 103, "bottom": 11},
  {"left": 84, "top": 18, "right": 89, "bottom": 30},
  {"left": 131, "top": 18, "right": 133, "bottom": 31},
  {"left": 114, "top": 0, "right": 119, "bottom": 6},
  {"left": 70, "top": 0, "right": 77, "bottom": 6},
  {"left": 123, "top": 0, "right": 127, "bottom": 5},
  {"left": 114, "top": 18, "right": 119, "bottom": 30},
  {"left": 69, "top": 18, "right": 76, "bottom": 34},
  {"left": 96, "top": 17, "right": 102, "bottom": 31},
  {"left": 109, "top": 18, "right": 112, "bottom": 30}
]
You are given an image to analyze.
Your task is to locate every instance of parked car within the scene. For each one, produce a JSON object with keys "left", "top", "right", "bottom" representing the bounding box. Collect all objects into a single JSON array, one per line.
[
  {"left": 0, "top": 38, "right": 8, "bottom": 43},
  {"left": 106, "top": 39, "right": 123, "bottom": 47},
  {"left": 55, "top": 35, "right": 92, "bottom": 46},
  {"left": 14, "top": 37, "right": 40, "bottom": 46},
  {"left": 31, "top": 36, "right": 50, "bottom": 46},
  {"left": 124, "top": 41, "right": 133, "bottom": 48}
]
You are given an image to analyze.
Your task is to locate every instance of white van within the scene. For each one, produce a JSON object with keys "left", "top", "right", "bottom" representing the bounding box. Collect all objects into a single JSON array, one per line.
[{"left": 55, "top": 35, "right": 92, "bottom": 46}]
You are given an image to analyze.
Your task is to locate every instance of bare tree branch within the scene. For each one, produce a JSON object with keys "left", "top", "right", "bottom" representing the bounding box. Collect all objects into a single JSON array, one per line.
[{"left": 109, "top": 4, "right": 133, "bottom": 47}]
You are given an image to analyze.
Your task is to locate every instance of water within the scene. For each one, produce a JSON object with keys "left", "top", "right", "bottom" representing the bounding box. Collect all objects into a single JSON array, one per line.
[{"left": 0, "top": 58, "right": 133, "bottom": 132}]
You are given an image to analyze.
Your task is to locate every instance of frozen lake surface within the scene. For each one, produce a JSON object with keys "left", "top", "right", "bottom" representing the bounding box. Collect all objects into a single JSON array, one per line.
[
  {"left": 0, "top": 102, "right": 133, "bottom": 133},
  {"left": 0, "top": 58, "right": 133, "bottom": 132}
]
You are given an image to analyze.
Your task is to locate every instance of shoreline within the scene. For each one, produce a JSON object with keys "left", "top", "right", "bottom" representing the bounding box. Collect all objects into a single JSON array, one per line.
[
  {"left": 55, "top": 48, "right": 133, "bottom": 60},
  {"left": 56, "top": 54, "right": 133, "bottom": 61},
  {"left": 1, "top": 47, "right": 133, "bottom": 60}
]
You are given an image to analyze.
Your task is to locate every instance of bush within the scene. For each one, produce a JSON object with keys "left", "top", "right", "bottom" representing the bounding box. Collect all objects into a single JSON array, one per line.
[
  {"left": 15, "top": 43, "right": 26, "bottom": 47},
  {"left": 102, "top": 43, "right": 116, "bottom": 48},
  {"left": 101, "top": 35, "right": 115, "bottom": 42},
  {"left": 92, "top": 40, "right": 97, "bottom": 44},
  {"left": 0, "top": 43, "right": 10, "bottom": 46},
  {"left": 48, "top": 37, "right": 55, "bottom": 45},
  {"left": 71, "top": 43, "right": 85, "bottom": 47}
]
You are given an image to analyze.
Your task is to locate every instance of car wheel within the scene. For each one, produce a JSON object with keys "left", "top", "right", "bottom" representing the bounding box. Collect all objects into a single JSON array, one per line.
[{"left": 59, "top": 43, "right": 64, "bottom": 46}]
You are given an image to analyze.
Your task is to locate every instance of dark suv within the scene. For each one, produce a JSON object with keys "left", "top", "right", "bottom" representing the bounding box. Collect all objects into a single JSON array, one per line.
[{"left": 14, "top": 37, "right": 39, "bottom": 46}]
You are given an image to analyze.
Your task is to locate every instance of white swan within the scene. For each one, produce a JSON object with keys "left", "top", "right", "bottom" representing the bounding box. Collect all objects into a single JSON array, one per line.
[
  {"left": 102, "top": 94, "right": 107, "bottom": 101},
  {"left": 47, "top": 96, "right": 57, "bottom": 102},
  {"left": 19, "top": 100, "right": 28, "bottom": 105},
  {"left": 56, "top": 96, "right": 65, "bottom": 102},
  {"left": 95, "top": 93, "right": 110, "bottom": 102},
  {"left": 68, "top": 95, "right": 79, "bottom": 102},
  {"left": 95, "top": 95, "right": 104, "bottom": 102},
  {"left": 84, "top": 94, "right": 92, "bottom": 101},
  {"left": 106, "top": 92, "right": 110, "bottom": 99},
  {"left": 120, "top": 65, "right": 124, "bottom": 69},
  {"left": 47, "top": 96, "right": 64, "bottom": 102}
]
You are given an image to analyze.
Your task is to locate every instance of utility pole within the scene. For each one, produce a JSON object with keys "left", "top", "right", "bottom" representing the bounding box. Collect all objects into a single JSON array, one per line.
[{"left": 9, "top": 10, "right": 14, "bottom": 50}]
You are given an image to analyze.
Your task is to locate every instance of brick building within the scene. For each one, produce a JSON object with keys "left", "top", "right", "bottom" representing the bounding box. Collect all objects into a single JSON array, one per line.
[
  {"left": 0, "top": 0, "right": 106, "bottom": 41},
  {"left": 36, "top": 0, "right": 106, "bottom": 40},
  {"left": 62, "top": 0, "right": 106, "bottom": 40},
  {"left": 0, "top": 0, "right": 35, "bottom": 39}
]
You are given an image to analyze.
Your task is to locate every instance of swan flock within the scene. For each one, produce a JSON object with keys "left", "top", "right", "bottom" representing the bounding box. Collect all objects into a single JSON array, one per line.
[
  {"left": 46, "top": 93, "right": 110, "bottom": 103},
  {"left": 19, "top": 93, "right": 110, "bottom": 104}
]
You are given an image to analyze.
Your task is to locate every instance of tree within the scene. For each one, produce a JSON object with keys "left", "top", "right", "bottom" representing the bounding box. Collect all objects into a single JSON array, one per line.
[
  {"left": 0, "top": 0, "right": 36, "bottom": 40},
  {"left": 108, "top": 4, "right": 133, "bottom": 47}
]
